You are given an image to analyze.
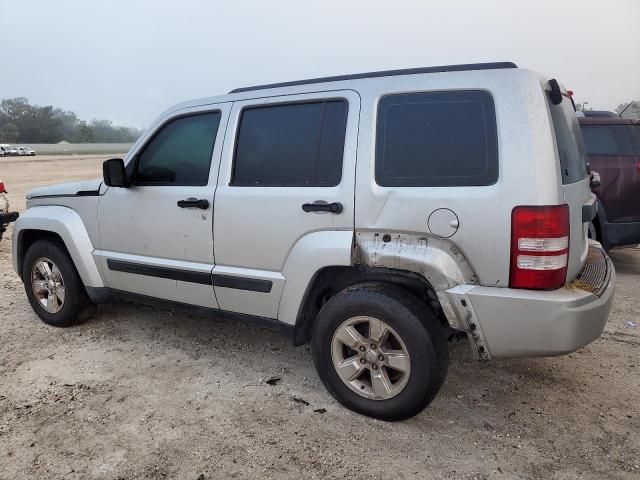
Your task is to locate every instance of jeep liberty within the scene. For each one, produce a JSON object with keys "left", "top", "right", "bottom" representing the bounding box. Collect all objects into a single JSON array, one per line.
[{"left": 12, "top": 63, "right": 615, "bottom": 420}]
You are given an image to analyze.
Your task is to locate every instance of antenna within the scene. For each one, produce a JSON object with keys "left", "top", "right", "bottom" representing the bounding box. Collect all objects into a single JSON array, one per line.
[{"left": 618, "top": 101, "right": 634, "bottom": 118}]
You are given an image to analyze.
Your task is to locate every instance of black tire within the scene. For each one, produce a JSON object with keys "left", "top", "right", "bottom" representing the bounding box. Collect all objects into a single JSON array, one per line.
[
  {"left": 22, "top": 239, "right": 87, "bottom": 327},
  {"left": 311, "top": 283, "right": 448, "bottom": 421}
]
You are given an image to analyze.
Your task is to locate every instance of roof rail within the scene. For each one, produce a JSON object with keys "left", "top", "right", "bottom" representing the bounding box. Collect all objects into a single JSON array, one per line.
[{"left": 229, "top": 62, "right": 517, "bottom": 94}]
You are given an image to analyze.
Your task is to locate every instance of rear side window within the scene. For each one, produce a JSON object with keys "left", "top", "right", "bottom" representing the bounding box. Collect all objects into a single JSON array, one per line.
[
  {"left": 135, "top": 112, "right": 221, "bottom": 186},
  {"left": 580, "top": 124, "right": 640, "bottom": 156},
  {"left": 548, "top": 99, "right": 587, "bottom": 184},
  {"left": 232, "top": 100, "right": 347, "bottom": 186},
  {"left": 375, "top": 90, "right": 498, "bottom": 187}
]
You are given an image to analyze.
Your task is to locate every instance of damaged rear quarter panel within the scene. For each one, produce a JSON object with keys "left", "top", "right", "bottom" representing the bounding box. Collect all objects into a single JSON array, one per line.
[
  {"left": 353, "top": 231, "right": 489, "bottom": 358},
  {"left": 353, "top": 231, "right": 478, "bottom": 292}
]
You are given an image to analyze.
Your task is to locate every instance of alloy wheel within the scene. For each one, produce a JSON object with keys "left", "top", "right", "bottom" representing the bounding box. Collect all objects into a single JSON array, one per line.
[
  {"left": 31, "top": 257, "right": 65, "bottom": 313},
  {"left": 331, "top": 316, "right": 411, "bottom": 400}
]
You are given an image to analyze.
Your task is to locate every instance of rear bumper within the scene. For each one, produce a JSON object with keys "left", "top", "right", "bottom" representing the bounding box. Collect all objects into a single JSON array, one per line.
[
  {"left": 442, "top": 243, "right": 615, "bottom": 358},
  {"left": 601, "top": 219, "right": 640, "bottom": 250}
]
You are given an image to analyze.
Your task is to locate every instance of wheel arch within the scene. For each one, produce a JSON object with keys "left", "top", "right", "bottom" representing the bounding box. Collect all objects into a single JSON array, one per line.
[
  {"left": 291, "top": 265, "right": 447, "bottom": 346},
  {"left": 13, "top": 206, "right": 104, "bottom": 288}
]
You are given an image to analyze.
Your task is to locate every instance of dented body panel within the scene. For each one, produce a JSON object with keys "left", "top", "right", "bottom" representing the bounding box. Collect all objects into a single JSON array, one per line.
[{"left": 353, "top": 231, "right": 477, "bottom": 292}]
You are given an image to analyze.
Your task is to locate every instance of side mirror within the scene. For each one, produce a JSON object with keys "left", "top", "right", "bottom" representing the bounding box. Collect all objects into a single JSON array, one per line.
[
  {"left": 590, "top": 170, "right": 601, "bottom": 189},
  {"left": 103, "top": 158, "right": 129, "bottom": 187}
]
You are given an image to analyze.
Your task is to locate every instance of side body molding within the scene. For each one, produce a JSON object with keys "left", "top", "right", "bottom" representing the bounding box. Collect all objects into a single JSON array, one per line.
[
  {"left": 12, "top": 206, "right": 105, "bottom": 288},
  {"left": 277, "top": 230, "right": 353, "bottom": 325}
]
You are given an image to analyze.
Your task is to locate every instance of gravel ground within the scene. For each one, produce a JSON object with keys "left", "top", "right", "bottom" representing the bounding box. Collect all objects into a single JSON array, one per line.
[{"left": 0, "top": 155, "right": 639, "bottom": 479}]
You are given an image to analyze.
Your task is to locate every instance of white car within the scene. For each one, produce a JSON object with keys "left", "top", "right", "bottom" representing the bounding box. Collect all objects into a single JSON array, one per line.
[
  {"left": 0, "top": 144, "right": 19, "bottom": 156},
  {"left": 16, "top": 146, "right": 36, "bottom": 156},
  {"left": 11, "top": 62, "right": 615, "bottom": 420}
]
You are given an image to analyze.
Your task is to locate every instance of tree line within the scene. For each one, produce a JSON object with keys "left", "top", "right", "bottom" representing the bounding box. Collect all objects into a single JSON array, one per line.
[
  {"left": 616, "top": 101, "right": 640, "bottom": 119},
  {"left": 0, "top": 97, "right": 143, "bottom": 144}
]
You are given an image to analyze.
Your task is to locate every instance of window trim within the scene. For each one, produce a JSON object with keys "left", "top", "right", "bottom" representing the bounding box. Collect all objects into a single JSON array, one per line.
[
  {"left": 229, "top": 98, "right": 349, "bottom": 188},
  {"left": 130, "top": 110, "right": 222, "bottom": 187},
  {"left": 374, "top": 89, "right": 499, "bottom": 188}
]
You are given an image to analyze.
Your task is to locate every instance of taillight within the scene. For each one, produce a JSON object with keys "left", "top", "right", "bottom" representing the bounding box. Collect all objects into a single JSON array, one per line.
[
  {"left": 510, "top": 205, "right": 570, "bottom": 290},
  {"left": 0, "top": 181, "right": 5, "bottom": 193}
]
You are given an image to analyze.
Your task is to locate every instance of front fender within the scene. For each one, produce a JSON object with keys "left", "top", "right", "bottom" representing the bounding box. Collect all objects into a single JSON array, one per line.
[{"left": 12, "top": 206, "right": 104, "bottom": 288}]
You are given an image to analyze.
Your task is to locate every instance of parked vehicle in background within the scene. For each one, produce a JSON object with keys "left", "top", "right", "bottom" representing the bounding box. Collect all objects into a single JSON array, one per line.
[
  {"left": 583, "top": 110, "right": 619, "bottom": 118},
  {"left": 1, "top": 144, "right": 19, "bottom": 156},
  {"left": 11, "top": 63, "right": 615, "bottom": 420},
  {"left": 579, "top": 115, "right": 640, "bottom": 250},
  {"left": 16, "top": 146, "right": 36, "bottom": 156},
  {"left": 0, "top": 179, "right": 19, "bottom": 242}
]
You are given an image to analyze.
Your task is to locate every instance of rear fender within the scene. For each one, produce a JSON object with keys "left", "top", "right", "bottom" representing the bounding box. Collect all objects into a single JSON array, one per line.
[{"left": 353, "top": 231, "right": 478, "bottom": 330}]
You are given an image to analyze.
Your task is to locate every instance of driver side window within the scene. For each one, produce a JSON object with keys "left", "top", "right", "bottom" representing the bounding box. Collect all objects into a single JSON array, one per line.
[{"left": 134, "top": 111, "right": 221, "bottom": 186}]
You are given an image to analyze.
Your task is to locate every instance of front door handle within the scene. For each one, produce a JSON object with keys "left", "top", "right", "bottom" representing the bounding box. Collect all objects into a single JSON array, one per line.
[
  {"left": 301, "top": 202, "right": 343, "bottom": 214},
  {"left": 177, "top": 198, "right": 209, "bottom": 209}
]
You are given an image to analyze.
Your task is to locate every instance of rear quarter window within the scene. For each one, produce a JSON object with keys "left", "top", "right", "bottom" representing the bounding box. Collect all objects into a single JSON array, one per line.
[{"left": 375, "top": 90, "right": 498, "bottom": 187}]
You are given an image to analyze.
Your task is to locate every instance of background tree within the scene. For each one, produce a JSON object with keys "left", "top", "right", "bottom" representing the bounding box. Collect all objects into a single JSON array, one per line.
[
  {"left": 616, "top": 101, "right": 640, "bottom": 120},
  {"left": 0, "top": 122, "right": 19, "bottom": 143},
  {"left": 0, "top": 97, "right": 143, "bottom": 143}
]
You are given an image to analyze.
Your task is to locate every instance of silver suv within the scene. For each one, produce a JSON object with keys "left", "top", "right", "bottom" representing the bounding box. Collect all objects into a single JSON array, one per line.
[{"left": 11, "top": 63, "right": 615, "bottom": 420}]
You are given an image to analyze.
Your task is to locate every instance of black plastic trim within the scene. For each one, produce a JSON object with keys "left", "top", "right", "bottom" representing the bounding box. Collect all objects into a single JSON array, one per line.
[
  {"left": 106, "top": 259, "right": 273, "bottom": 292},
  {"left": 582, "top": 202, "right": 598, "bottom": 223},
  {"left": 76, "top": 189, "right": 101, "bottom": 196},
  {"left": 29, "top": 189, "right": 101, "bottom": 200},
  {"left": 107, "top": 259, "right": 213, "bottom": 285},
  {"left": 229, "top": 62, "right": 517, "bottom": 93},
  {"left": 212, "top": 274, "right": 272, "bottom": 293},
  {"left": 85, "top": 286, "right": 112, "bottom": 303}
]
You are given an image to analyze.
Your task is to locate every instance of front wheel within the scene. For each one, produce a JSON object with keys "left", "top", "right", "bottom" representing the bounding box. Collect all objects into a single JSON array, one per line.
[
  {"left": 311, "top": 283, "right": 448, "bottom": 421},
  {"left": 22, "top": 239, "right": 87, "bottom": 327}
]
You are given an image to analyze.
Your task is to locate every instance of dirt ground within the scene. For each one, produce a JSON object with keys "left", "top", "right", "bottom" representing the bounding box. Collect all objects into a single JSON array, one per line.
[{"left": 0, "top": 155, "right": 639, "bottom": 480}]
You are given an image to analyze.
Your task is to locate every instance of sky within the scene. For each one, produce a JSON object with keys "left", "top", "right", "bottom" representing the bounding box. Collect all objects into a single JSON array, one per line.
[{"left": 1, "top": 0, "right": 639, "bottom": 128}]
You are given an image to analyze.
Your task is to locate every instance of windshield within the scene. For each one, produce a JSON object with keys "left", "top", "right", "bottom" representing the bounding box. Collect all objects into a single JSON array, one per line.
[{"left": 548, "top": 95, "right": 588, "bottom": 184}]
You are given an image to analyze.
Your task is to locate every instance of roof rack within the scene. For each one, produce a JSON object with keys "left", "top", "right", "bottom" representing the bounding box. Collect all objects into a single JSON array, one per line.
[{"left": 229, "top": 62, "right": 517, "bottom": 94}]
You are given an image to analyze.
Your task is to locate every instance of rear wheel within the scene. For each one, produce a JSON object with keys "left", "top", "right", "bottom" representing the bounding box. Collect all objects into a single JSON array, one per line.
[
  {"left": 311, "top": 283, "right": 448, "bottom": 421},
  {"left": 22, "top": 239, "right": 87, "bottom": 327}
]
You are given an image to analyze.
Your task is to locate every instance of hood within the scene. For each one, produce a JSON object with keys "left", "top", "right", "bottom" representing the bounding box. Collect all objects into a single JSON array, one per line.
[{"left": 26, "top": 178, "right": 103, "bottom": 199}]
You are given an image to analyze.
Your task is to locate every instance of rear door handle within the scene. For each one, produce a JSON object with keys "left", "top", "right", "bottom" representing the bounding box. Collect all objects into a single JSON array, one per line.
[
  {"left": 177, "top": 198, "right": 209, "bottom": 210},
  {"left": 301, "top": 202, "right": 343, "bottom": 214}
]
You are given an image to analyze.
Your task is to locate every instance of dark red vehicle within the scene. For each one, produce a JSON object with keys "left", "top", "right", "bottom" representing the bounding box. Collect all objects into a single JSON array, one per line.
[{"left": 578, "top": 115, "right": 640, "bottom": 249}]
